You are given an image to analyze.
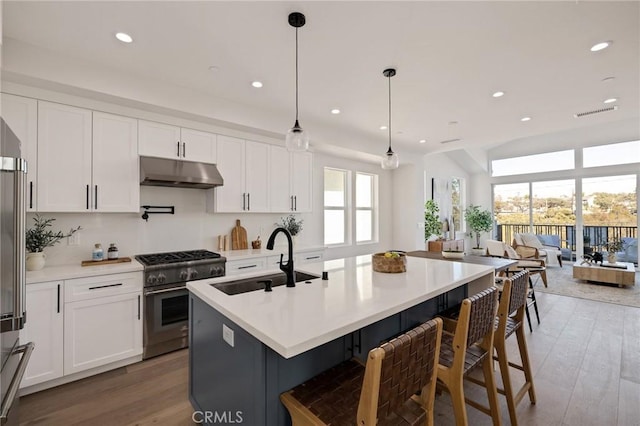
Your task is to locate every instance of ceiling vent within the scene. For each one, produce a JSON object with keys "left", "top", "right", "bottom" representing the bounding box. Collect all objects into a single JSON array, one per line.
[
  {"left": 440, "top": 138, "right": 461, "bottom": 144},
  {"left": 574, "top": 105, "right": 618, "bottom": 118}
]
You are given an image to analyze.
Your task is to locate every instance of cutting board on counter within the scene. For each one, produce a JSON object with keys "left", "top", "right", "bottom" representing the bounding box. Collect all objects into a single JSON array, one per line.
[{"left": 231, "top": 219, "right": 248, "bottom": 250}]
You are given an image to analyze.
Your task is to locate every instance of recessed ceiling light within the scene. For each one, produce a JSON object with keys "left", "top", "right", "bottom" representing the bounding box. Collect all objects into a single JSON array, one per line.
[
  {"left": 520, "top": 116, "right": 531, "bottom": 122},
  {"left": 492, "top": 91, "right": 505, "bottom": 98},
  {"left": 208, "top": 65, "right": 220, "bottom": 72},
  {"left": 115, "top": 32, "right": 133, "bottom": 43},
  {"left": 603, "top": 98, "right": 617, "bottom": 104},
  {"left": 601, "top": 76, "right": 616, "bottom": 83},
  {"left": 448, "top": 121, "right": 459, "bottom": 125},
  {"left": 379, "top": 125, "right": 388, "bottom": 130},
  {"left": 251, "top": 81, "right": 263, "bottom": 88},
  {"left": 330, "top": 109, "right": 340, "bottom": 114},
  {"left": 419, "top": 139, "right": 427, "bottom": 144},
  {"left": 590, "top": 41, "right": 611, "bottom": 52}
]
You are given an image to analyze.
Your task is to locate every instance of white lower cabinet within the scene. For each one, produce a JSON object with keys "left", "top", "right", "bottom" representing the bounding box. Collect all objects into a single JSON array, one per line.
[
  {"left": 225, "top": 258, "right": 267, "bottom": 276},
  {"left": 21, "top": 272, "right": 142, "bottom": 390},
  {"left": 21, "top": 281, "right": 64, "bottom": 388}
]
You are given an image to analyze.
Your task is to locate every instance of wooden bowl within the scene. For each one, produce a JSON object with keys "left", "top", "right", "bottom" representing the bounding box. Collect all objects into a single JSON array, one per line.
[
  {"left": 372, "top": 252, "right": 407, "bottom": 273},
  {"left": 442, "top": 251, "right": 465, "bottom": 259}
]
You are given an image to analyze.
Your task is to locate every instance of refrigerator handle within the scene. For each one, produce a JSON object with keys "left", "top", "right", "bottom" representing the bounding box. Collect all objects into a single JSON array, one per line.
[
  {"left": 0, "top": 342, "right": 35, "bottom": 422},
  {"left": 14, "top": 159, "right": 27, "bottom": 329}
]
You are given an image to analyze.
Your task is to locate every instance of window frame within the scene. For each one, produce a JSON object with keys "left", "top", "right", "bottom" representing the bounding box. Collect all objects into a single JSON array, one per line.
[
  {"left": 323, "top": 167, "right": 350, "bottom": 247},
  {"left": 355, "top": 171, "right": 378, "bottom": 244}
]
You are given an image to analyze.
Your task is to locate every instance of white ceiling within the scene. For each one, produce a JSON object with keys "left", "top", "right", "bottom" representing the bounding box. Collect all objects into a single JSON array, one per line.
[{"left": 3, "top": 1, "right": 639, "bottom": 159}]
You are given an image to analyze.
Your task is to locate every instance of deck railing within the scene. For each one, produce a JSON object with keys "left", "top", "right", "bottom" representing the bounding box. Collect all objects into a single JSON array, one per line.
[{"left": 496, "top": 224, "right": 638, "bottom": 251}]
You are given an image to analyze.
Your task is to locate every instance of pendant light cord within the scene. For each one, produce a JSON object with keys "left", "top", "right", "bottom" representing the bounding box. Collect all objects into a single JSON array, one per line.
[
  {"left": 295, "top": 27, "right": 299, "bottom": 123},
  {"left": 388, "top": 73, "right": 392, "bottom": 153}
]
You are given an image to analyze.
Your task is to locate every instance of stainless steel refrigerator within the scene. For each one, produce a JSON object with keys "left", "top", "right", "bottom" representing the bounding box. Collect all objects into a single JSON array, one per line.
[{"left": 0, "top": 118, "right": 34, "bottom": 425}]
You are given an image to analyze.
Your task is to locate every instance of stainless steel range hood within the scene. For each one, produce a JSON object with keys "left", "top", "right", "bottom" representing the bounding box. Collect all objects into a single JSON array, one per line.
[{"left": 140, "top": 156, "right": 224, "bottom": 189}]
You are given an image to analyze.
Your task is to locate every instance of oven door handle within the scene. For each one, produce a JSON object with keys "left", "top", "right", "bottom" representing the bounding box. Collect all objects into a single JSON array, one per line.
[{"left": 144, "top": 286, "right": 187, "bottom": 296}]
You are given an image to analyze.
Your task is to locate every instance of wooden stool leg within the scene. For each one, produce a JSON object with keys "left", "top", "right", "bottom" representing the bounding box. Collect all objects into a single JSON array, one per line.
[
  {"left": 482, "top": 354, "right": 502, "bottom": 426},
  {"left": 516, "top": 328, "right": 537, "bottom": 404},
  {"left": 449, "top": 377, "right": 469, "bottom": 426},
  {"left": 495, "top": 341, "right": 518, "bottom": 426}
]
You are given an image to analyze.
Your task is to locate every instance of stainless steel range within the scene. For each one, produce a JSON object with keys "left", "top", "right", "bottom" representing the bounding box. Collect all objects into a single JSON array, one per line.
[{"left": 135, "top": 249, "right": 225, "bottom": 359}]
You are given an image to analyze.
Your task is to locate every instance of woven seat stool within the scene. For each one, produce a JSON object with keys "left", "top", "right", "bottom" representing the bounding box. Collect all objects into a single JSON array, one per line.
[
  {"left": 436, "top": 287, "right": 501, "bottom": 426},
  {"left": 280, "top": 318, "right": 443, "bottom": 426},
  {"left": 492, "top": 270, "right": 537, "bottom": 426}
]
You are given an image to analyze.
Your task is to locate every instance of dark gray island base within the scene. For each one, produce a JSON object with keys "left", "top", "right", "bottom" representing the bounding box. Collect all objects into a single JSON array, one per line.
[{"left": 188, "top": 285, "right": 466, "bottom": 425}]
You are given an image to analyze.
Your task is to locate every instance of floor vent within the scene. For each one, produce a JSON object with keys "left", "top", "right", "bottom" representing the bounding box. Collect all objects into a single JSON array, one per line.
[
  {"left": 440, "top": 138, "right": 461, "bottom": 144},
  {"left": 574, "top": 105, "right": 618, "bottom": 118}
]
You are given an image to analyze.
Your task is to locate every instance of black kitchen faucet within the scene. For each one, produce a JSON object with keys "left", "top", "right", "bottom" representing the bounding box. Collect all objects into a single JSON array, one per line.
[{"left": 266, "top": 227, "right": 296, "bottom": 287}]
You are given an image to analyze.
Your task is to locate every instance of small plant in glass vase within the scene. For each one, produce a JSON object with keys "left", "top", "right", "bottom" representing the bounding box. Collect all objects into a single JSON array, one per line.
[
  {"left": 464, "top": 205, "right": 493, "bottom": 254},
  {"left": 277, "top": 215, "right": 303, "bottom": 245},
  {"left": 605, "top": 237, "right": 623, "bottom": 264},
  {"left": 424, "top": 200, "right": 442, "bottom": 242},
  {"left": 25, "top": 215, "right": 81, "bottom": 270}
]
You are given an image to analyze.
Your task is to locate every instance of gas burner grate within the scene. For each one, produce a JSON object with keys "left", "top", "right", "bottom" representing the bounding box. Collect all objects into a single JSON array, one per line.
[{"left": 135, "top": 249, "right": 221, "bottom": 266}]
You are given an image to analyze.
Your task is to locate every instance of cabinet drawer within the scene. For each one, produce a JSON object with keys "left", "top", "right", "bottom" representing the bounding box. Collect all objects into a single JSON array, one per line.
[
  {"left": 297, "top": 251, "right": 324, "bottom": 264},
  {"left": 266, "top": 254, "right": 291, "bottom": 267},
  {"left": 65, "top": 272, "right": 142, "bottom": 302},
  {"left": 225, "top": 258, "right": 266, "bottom": 275}
]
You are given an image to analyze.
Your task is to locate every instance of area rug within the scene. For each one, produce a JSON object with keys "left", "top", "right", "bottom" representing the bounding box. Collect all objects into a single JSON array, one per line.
[{"left": 534, "top": 264, "right": 640, "bottom": 308}]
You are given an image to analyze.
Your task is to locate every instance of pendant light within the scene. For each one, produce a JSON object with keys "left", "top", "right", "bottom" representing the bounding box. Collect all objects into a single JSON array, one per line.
[
  {"left": 285, "top": 12, "right": 310, "bottom": 152},
  {"left": 381, "top": 68, "right": 399, "bottom": 170}
]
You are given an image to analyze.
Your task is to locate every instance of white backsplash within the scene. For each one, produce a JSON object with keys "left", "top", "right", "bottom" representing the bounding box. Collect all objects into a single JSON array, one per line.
[{"left": 30, "top": 186, "right": 313, "bottom": 266}]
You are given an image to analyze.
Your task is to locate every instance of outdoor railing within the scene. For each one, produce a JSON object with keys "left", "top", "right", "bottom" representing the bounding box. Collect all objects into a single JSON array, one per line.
[{"left": 496, "top": 224, "right": 638, "bottom": 251}]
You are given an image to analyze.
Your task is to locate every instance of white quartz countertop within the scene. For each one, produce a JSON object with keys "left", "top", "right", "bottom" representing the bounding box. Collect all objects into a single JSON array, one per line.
[
  {"left": 187, "top": 255, "right": 494, "bottom": 359},
  {"left": 27, "top": 258, "right": 144, "bottom": 283},
  {"left": 219, "top": 245, "right": 326, "bottom": 261}
]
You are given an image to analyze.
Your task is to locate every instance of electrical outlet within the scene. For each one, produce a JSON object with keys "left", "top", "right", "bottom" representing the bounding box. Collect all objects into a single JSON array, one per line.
[
  {"left": 222, "top": 324, "right": 234, "bottom": 347},
  {"left": 68, "top": 233, "right": 80, "bottom": 246}
]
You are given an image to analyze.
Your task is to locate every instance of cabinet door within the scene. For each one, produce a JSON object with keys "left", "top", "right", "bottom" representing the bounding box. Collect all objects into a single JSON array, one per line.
[
  {"left": 37, "top": 101, "right": 92, "bottom": 212},
  {"left": 291, "top": 152, "right": 313, "bottom": 212},
  {"left": 269, "top": 146, "right": 292, "bottom": 212},
  {"left": 64, "top": 292, "right": 142, "bottom": 374},
  {"left": 92, "top": 112, "right": 139, "bottom": 212},
  {"left": 244, "top": 141, "right": 269, "bottom": 212},
  {"left": 214, "top": 135, "right": 245, "bottom": 212},
  {"left": 180, "top": 128, "right": 216, "bottom": 163},
  {"left": 2, "top": 94, "right": 38, "bottom": 211},
  {"left": 20, "top": 281, "right": 64, "bottom": 388},
  {"left": 138, "top": 120, "right": 181, "bottom": 159}
]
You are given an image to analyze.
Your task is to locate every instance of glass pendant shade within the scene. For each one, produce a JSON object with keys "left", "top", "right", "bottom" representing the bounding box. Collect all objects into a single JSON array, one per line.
[
  {"left": 381, "top": 149, "right": 399, "bottom": 169},
  {"left": 286, "top": 120, "right": 310, "bottom": 151}
]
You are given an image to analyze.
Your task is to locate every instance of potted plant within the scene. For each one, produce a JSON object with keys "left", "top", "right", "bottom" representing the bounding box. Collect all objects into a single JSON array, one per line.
[
  {"left": 424, "top": 200, "right": 442, "bottom": 242},
  {"left": 276, "top": 215, "right": 303, "bottom": 245},
  {"left": 605, "top": 237, "right": 623, "bottom": 263},
  {"left": 26, "top": 215, "right": 81, "bottom": 270},
  {"left": 464, "top": 205, "right": 493, "bottom": 254}
]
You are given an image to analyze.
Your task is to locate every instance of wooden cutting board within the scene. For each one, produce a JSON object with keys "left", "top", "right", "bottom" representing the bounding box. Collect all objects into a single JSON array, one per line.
[{"left": 231, "top": 219, "right": 248, "bottom": 250}]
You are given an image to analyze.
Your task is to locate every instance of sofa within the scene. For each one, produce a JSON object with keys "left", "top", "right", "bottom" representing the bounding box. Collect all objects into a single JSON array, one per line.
[
  {"left": 617, "top": 237, "right": 638, "bottom": 264},
  {"left": 537, "top": 234, "right": 573, "bottom": 261}
]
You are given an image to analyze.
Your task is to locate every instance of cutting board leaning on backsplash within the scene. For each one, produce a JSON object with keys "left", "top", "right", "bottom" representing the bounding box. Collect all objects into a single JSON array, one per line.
[{"left": 231, "top": 219, "right": 248, "bottom": 250}]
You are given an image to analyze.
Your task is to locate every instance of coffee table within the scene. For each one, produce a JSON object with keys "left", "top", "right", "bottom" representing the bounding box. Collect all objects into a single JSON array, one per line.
[{"left": 572, "top": 261, "right": 636, "bottom": 287}]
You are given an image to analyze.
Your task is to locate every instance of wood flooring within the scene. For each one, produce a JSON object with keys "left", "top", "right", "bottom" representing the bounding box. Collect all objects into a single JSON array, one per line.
[{"left": 19, "top": 291, "right": 640, "bottom": 426}]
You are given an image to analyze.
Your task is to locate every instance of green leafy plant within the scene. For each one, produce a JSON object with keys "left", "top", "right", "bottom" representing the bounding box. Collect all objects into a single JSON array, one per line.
[
  {"left": 464, "top": 205, "right": 493, "bottom": 249},
  {"left": 26, "top": 215, "right": 81, "bottom": 253},
  {"left": 424, "top": 200, "right": 442, "bottom": 241},
  {"left": 605, "top": 237, "right": 623, "bottom": 253},
  {"left": 277, "top": 215, "right": 303, "bottom": 236}
]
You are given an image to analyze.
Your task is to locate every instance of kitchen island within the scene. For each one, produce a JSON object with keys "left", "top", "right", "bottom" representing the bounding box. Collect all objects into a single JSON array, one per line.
[{"left": 187, "top": 255, "right": 495, "bottom": 425}]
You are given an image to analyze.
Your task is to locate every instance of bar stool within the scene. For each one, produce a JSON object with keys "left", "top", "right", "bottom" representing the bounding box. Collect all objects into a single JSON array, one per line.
[
  {"left": 280, "top": 318, "right": 443, "bottom": 426},
  {"left": 493, "top": 270, "right": 537, "bottom": 426},
  {"left": 436, "top": 287, "right": 501, "bottom": 426}
]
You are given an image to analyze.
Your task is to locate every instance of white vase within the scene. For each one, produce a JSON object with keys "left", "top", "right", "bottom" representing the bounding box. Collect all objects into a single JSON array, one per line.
[
  {"left": 607, "top": 252, "right": 617, "bottom": 264},
  {"left": 26, "top": 252, "right": 46, "bottom": 271}
]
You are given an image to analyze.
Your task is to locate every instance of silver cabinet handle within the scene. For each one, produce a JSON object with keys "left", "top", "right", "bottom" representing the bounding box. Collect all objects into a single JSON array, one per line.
[
  {"left": 242, "top": 193, "right": 246, "bottom": 211},
  {"left": 177, "top": 141, "right": 181, "bottom": 157},
  {"left": 0, "top": 343, "right": 35, "bottom": 422}
]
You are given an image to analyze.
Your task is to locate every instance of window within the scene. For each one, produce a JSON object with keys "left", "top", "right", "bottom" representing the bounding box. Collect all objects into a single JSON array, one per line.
[
  {"left": 324, "top": 168, "right": 348, "bottom": 245},
  {"left": 356, "top": 173, "right": 376, "bottom": 243},
  {"left": 583, "top": 140, "right": 640, "bottom": 168},
  {"left": 491, "top": 150, "right": 574, "bottom": 177},
  {"left": 324, "top": 168, "right": 379, "bottom": 246},
  {"left": 451, "top": 177, "right": 464, "bottom": 233}
]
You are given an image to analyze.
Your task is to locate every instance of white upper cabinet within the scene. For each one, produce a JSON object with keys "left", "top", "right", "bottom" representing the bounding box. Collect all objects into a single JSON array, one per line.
[
  {"left": 138, "top": 120, "right": 216, "bottom": 163},
  {"left": 37, "top": 102, "right": 139, "bottom": 212},
  {"left": 1, "top": 94, "right": 38, "bottom": 211},
  {"left": 37, "top": 101, "right": 92, "bottom": 212},
  {"left": 269, "top": 147, "right": 313, "bottom": 213},
  {"left": 92, "top": 112, "right": 139, "bottom": 212},
  {"left": 212, "top": 136, "right": 269, "bottom": 212}
]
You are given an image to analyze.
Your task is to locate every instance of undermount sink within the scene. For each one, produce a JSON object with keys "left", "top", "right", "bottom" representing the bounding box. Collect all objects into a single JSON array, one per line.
[{"left": 211, "top": 271, "right": 319, "bottom": 295}]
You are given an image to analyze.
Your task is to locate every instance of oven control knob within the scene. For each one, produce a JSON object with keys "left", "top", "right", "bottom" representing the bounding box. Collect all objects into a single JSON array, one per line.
[
  {"left": 157, "top": 273, "right": 166, "bottom": 284},
  {"left": 217, "top": 266, "right": 224, "bottom": 276},
  {"left": 209, "top": 267, "right": 219, "bottom": 275},
  {"left": 179, "top": 270, "right": 188, "bottom": 281},
  {"left": 190, "top": 270, "right": 199, "bottom": 279},
  {"left": 146, "top": 275, "right": 157, "bottom": 285}
]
